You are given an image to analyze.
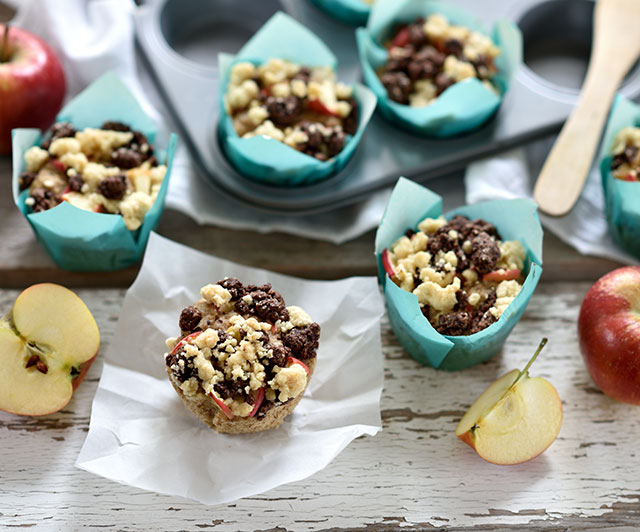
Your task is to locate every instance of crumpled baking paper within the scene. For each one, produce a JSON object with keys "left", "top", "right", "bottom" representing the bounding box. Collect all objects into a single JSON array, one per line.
[
  {"left": 11, "top": 71, "right": 178, "bottom": 271},
  {"left": 76, "top": 232, "right": 384, "bottom": 505},
  {"left": 600, "top": 94, "right": 640, "bottom": 259},
  {"left": 218, "top": 11, "right": 376, "bottom": 186},
  {"left": 374, "top": 177, "right": 542, "bottom": 371},
  {"left": 356, "top": 0, "right": 521, "bottom": 137},
  {"left": 308, "top": 0, "right": 371, "bottom": 26}
]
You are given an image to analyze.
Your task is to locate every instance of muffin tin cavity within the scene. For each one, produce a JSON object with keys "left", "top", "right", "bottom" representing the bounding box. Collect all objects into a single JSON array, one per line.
[
  {"left": 515, "top": 0, "right": 640, "bottom": 100},
  {"left": 159, "top": 0, "right": 276, "bottom": 69},
  {"left": 519, "top": 0, "right": 593, "bottom": 91}
]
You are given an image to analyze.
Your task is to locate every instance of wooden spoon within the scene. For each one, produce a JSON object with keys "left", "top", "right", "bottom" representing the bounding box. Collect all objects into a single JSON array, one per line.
[{"left": 533, "top": 0, "right": 640, "bottom": 217}]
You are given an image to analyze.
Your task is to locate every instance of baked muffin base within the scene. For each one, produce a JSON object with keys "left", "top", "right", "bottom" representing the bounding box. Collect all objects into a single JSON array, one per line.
[{"left": 167, "top": 358, "right": 316, "bottom": 434}]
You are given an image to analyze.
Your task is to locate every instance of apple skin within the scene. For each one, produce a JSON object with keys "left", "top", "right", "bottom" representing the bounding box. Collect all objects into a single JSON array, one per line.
[
  {"left": 287, "top": 356, "right": 310, "bottom": 374},
  {"left": 0, "top": 24, "right": 66, "bottom": 154},
  {"left": 483, "top": 269, "right": 521, "bottom": 282},
  {"left": 578, "top": 266, "right": 640, "bottom": 405},
  {"left": 71, "top": 352, "right": 98, "bottom": 392},
  {"left": 381, "top": 248, "right": 396, "bottom": 279},
  {"left": 209, "top": 391, "right": 234, "bottom": 420}
]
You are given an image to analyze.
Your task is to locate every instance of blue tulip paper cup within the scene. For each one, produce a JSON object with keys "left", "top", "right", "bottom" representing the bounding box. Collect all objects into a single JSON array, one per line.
[
  {"left": 218, "top": 12, "right": 376, "bottom": 186},
  {"left": 12, "top": 72, "right": 178, "bottom": 272},
  {"left": 308, "top": 0, "right": 371, "bottom": 26},
  {"left": 356, "top": 0, "right": 522, "bottom": 137},
  {"left": 375, "top": 178, "right": 543, "bottom": 371},
  {"left": 600, "top": 94, "right": 640, "bottom": 259}
]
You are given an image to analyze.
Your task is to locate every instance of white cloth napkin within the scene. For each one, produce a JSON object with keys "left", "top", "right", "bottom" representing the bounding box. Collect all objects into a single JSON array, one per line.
[
  {"left": 75, "top": 232, "right": 385, "bottom": 504},
  {"left": 8, "top": 0, "right": 390, "bottom": 244},
  {"left": 465, "top": 137, "right": 639, "bottom": 265}
]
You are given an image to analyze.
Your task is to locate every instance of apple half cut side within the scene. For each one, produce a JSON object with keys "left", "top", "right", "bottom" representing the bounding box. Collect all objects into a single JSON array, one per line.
[
  {"left": 0, "top": 284, "right": 100, "bottom": 416},
  {"left": 455, "top": 338, "right": 563, "bottom": 465}
]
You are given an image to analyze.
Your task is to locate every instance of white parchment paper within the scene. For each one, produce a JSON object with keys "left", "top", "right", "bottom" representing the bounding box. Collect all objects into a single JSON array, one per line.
[{"left": 76, "top": 233, "right": 384, "bottom": 505}]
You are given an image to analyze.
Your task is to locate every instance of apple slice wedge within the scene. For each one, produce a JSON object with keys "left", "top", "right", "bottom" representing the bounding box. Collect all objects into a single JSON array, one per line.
[
  {"left": 209, "top": 392, "right": 234, "bottom": 420},
  {"left": 248, "top": 387, "right": 265, "bottom": 418},
  {"left": 62, "top": 191, "right": 104, "bottom": 214},
  {"left": 482, "top": 269, "right": 521, "bottom": 282},
  {"left": 381, "top": 248, "right": 396, "bottom": 279},
  {"left": 169, "top": 331, "right": 202, "bottom": 356},
  {"left": 0, "top": 284, "right": 100, "bottom": 416},
  {"left": 455, "top": 338, "right": 563, "bottom": 465},
  {"left": 308, "top": 99, "right": 341, "bottom": 118},
  {"left": 287, "top": 356, "right": 310, "bottom": 374}
]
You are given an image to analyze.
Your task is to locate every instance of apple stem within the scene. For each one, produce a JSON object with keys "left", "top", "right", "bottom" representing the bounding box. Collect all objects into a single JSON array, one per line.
[
  {"left": 519, "top": 337, "right": 548, "bottom": 379},
  {"left": 0, "top": 23, "right": 9, "bottom": 64}
]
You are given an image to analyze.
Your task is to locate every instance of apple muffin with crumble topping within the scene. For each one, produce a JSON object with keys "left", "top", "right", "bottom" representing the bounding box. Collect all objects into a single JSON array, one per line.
[
  {"left": 380, "top": 14, "right": 501, "bottom": 108},
  {"left": 164, "top": 278, "right": 320, "bottom": 434},
  {"left": 19, "top": 120, "right": 166, "bottom": 231},
  {"left": 224, "top": 58, "right": 358, "bottom": 162},
  {"left": 383, "top": 214, "right": 525, "bottom": 336}
]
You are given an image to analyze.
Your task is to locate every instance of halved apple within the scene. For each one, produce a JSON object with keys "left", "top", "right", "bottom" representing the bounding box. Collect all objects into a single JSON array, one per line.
[
  {"left": 0, "top": 284, "right": 100, "bottom": 416},
  {"left": 455, "top": 338, "right": 562, "bottom": 465}
]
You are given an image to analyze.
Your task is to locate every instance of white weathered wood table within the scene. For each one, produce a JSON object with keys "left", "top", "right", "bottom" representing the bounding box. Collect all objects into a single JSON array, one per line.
[{"left": 2, "top": 155, "right": 640, "bottom": 531}]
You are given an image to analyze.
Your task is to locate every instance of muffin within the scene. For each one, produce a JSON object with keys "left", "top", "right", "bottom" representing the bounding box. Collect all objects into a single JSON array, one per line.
[
  {"left": 164, "top": 278, "right": 321, "bottom": 434},
  {"left": 12, "top": 72, "right": 177, "bottom": 272},
  {"left": 379, "top": 14, "right": 500, "bottom": 108},
  {"left": 383, "top": 214, "right": 525, "bottom": 336},
  {"left": 225, "top": 59, "right": 358, "bottom": 163},
  {"left": 609, "top": 126, "right": 640, "bottom": 182},
  {"left": 19, "top": 120, "right": 166, "bottom": 231},
  {"left": 601, "top": 96, "right": 640, "bottom": 260},
  {"left": 375, "top": 178, "right": 542, "bottom": 370},
  {"left": 217, "top": 12, "right": 376, "bottom": 186},
  {"left": 356, "top": 3, "right": 520, "bottom": 136}
]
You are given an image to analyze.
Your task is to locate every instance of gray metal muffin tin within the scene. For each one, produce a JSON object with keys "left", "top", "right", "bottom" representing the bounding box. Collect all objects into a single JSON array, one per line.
[{"left": 134, "top": 0, "right": 640, "bottom": 214}]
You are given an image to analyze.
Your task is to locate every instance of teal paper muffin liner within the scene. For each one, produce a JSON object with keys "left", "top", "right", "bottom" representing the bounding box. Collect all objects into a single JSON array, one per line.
[
  {"left": 356, "top": 0, "right": 522, "bottom": 137},
  {"left": 308, "top": 0, "right": 371, "bottom": 26},
  {"left": 218, "top": 11, "right": 376, "bottom": 186},
  {"left": 11, "top": 72, "right": 178, "bottom": 272},
  {"left": 600, "top": 94, "right": 640, "bottom": 259},
  {"left": 374, "top": 178, "right": 543, "bottom": 371}
]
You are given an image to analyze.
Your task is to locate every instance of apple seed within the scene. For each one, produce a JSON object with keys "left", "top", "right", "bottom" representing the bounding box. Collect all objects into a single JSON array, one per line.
[{"left": 25, "top": 353, "right": 48, "bottom": 373}]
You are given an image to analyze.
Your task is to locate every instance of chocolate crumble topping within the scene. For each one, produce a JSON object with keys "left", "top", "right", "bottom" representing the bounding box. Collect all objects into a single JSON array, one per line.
[
  {"left": 283, "top": 323, "right": 321, "bottom": 360},
  {"left": 97, "top": 174, "right": 127, "bottom": 200},
  {"left": 470, "top": 232, "right": 500, "bottom": 275},
  {"left": 179, "top": 306, "right": 202, "bottom": 333}
]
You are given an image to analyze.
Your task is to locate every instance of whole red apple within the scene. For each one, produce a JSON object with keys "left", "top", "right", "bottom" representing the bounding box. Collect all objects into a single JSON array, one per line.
[
  {"left": 578, "top": 266, "right": 640, "bottom": 405},
  {"left": 0, "top": 24, "right": 66, "bottom": 154}
]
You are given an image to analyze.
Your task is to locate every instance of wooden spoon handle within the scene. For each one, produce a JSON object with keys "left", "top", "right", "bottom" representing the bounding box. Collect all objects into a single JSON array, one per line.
[
  {"left": 534, "top": 0, "right": 640, "bottom": 217},
  {"left": 533, "top": 65, "right": 622, "bottom": 217}
]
